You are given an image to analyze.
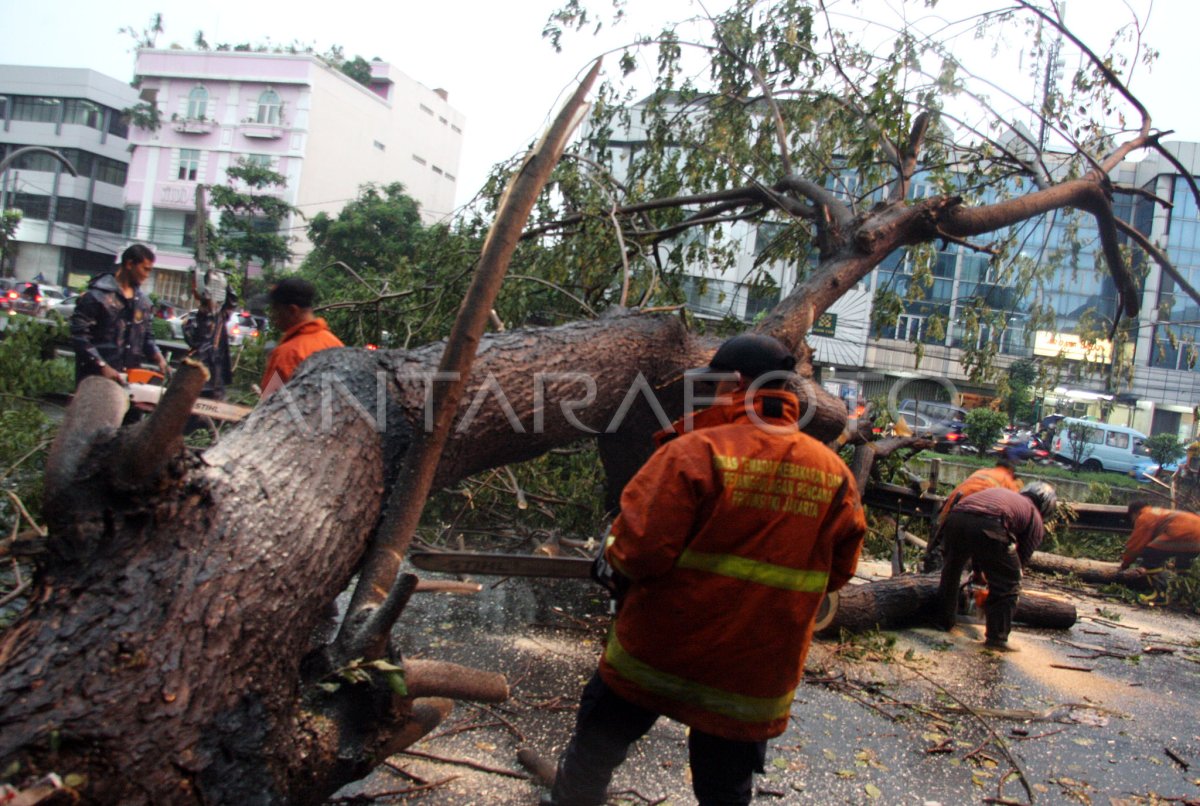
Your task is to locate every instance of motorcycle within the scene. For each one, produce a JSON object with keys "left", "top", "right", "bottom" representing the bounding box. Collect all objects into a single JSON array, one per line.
[{"left": 989, "top": 428, "right": 1054, "bottom": 465}]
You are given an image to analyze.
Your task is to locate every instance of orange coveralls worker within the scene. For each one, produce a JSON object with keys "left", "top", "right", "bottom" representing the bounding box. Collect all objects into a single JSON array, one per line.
[
  {"left": 549, "top": 386, "right": 867, "bottom": 805},
  {"left": 938, "top": 464, "right": 1023, "bottom": 526},
  {"left": 1120, "top": 507, "right": 1200, "bottom": 571},
  {"left": 259, "top": 318, "right": 343, "bottom": 399},
  {"left": 923, "top": 463, "right": 1023, "bottom": 572}
]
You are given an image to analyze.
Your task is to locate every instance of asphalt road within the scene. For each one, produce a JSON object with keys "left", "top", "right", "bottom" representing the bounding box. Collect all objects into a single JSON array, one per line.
[{"left": 333, "top": 560, "right": 1200, "bottom": 806}]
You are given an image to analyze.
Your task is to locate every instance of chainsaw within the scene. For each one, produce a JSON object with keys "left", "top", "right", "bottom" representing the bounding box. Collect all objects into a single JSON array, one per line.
[
  {"left": 407, "top": 550, "right": 839, "bottom": 631},
  {"left": 124, "top": 368, "right": 252, "bottom": 423}
]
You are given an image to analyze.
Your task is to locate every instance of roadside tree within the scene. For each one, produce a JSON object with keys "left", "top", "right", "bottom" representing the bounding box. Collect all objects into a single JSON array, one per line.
[
  {"left": 1066, "top": 419, "right": 1100, "bottom": 470},
  {"left": 209, "top": 158, "right": 298, "bottom": 293}
]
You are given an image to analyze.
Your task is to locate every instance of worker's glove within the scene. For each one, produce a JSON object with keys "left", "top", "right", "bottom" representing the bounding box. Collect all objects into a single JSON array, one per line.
[{"left": 590, "top": 551, "right": 629, "bottom": 601}]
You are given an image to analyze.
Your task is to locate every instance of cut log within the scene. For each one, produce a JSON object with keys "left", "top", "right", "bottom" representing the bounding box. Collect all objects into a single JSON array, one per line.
[
  {"left": 817, "top": 573, "right": 1076, "bottom": 636},
  {"left": 1026, "top": 551, "right": 1151, "bottom": 589}
]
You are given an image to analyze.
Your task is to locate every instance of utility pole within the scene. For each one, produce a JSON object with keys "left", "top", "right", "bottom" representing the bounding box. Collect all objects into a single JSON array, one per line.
[{"left": 193, "top": 183, "right": 208, "bottom": 302}]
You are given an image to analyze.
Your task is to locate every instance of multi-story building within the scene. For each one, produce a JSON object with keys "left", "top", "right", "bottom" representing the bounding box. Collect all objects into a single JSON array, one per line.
[
  {"left": 123, "top": 49, "right": 464, "bottom": 304},
  {"left": 591, "top": 98, "right": 1200, "bottom": 438},
  {"left": 0, "top": 65, "right": 139, "bottom": 286},
  {"left": 862, "top": 141, "right": 1200, "bottom": 437}
]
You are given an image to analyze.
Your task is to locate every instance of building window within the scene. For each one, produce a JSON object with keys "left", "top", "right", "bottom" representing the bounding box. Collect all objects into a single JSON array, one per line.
[
  {"left": 412, "top": 154, "right": 427, "bottom": 166},
  {"left": 108, "top": 110, "right": 129, "bottom": 138},
  {"left": 124, "top": 206, "right": 142, "bottom": 238},
  {"left": 451, "top": 124, "right": 462, "bottom": 134},
  {"left": 187, "top": 86, "right": 209, "bottom": 119},
  {"left": 373, "top": 140, "right": 385, "bottom": 151},
  {"left": 150, "top": 208, "right": 197, "bottom": 248},
  {"left": 11, "top": 193, "right": 51, "bottom": 219},
  {"left": 432, "top": 165, "right": 443, "bottom": 175},
  {"left": 9, "top": 96, "right": 61, "bottom": 124},
  {"left": 754, "top": 221, "right": 786, "bottom": 256},
  {"left": 56, "top": 198, "right": 87, "bottom": 226},
  {"left": 419, "top": 104, "right": 434, "bottom": 116},
  {"left": 63, "top": 99, "right": 103, "bottom": 129},
  {"left": 244, "top": 153, "right": 272, "bottom": 169},
  {"left": 256, "top": 90, "right": 281, "bottom": 125},
  {"left": 177, "top": 149, "right": 200, "bottom": 181},
  {"left": 152, "top": 269, "right": 191, "bottom": 304},
  {"left": 894, "top": 314, "right": 924, "bottom": 342}
]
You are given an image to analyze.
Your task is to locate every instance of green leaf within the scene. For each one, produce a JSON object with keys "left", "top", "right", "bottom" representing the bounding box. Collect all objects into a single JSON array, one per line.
[
  {"left": 384, "top": 671, "right": 408, "bottom": 696},
  {"left": 865, "top": 783, "right": 882, "bottom": 799}
]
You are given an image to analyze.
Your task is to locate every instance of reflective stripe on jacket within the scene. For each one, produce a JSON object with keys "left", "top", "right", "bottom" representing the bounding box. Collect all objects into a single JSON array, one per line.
[
  {"left": 1121, "top": 508, "right": 1200, "bottom": 568},
  {"left": 599, "top": 389, "right": 867, "bottom": 741}
]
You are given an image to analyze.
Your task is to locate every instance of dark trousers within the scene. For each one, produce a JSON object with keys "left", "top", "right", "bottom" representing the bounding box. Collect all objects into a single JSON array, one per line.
[
  {"left": 937, "top": 512, "right": 1022, "bottom": 643},
  {"left": 551, "top": 672, "right": 766, "bottom": 806}
]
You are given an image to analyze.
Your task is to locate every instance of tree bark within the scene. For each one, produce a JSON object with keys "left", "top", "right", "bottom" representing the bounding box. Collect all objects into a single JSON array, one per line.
[
  {"left": 1025, "top": 551, "right": 1151, "bottom": 588},
  {"left": 0, "top": 304, "right": 851, "bottom": 802},
  {"left": 818, "top": 573, "right": 1077, "bottom": 636}
]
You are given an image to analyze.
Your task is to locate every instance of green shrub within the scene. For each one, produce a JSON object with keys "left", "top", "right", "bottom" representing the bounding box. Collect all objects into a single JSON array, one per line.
[
  {"left": 1144, "top": 433, "right": 1186, "bottom": 468},
  {"left": 964, "top": 407, "right": 1007, "bottom": 450},
  {"left": 151, "top": 317, "right": 174, "bottom": 341}
]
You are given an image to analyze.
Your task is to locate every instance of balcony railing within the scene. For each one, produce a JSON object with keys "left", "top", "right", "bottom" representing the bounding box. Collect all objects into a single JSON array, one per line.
[{"left": 172, "top": 118, "right": 214, "bottom": 135}]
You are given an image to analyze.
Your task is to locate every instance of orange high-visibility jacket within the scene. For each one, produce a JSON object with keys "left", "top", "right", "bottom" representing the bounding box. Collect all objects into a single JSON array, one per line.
[
  {"left": 938, "top": 465, "right": 1023, "bottom": 525},
  {"left": 260, "top": 317, "right": 344, "bottom": 398},
  {"left": 1120, "top": 507, "right": 1200, "bottom": 569},
  {"left": 600, "top": 389, "right": 867, "bottom": 741}
]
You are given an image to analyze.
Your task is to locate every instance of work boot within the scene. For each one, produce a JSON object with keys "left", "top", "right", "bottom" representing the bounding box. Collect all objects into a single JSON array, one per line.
[{"left": 983, "top": 637, "right": 1018, "bottom": 653}]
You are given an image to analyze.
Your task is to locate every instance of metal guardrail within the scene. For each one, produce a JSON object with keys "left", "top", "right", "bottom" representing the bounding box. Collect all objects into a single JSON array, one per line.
[{"left": 863, "top": 482, "right": 1132, "bottom": 533}]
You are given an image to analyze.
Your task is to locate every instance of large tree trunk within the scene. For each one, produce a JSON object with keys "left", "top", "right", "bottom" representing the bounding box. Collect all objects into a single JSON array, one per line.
[{"left": 0, "top": 312, "right": 847, "bottom": 803}]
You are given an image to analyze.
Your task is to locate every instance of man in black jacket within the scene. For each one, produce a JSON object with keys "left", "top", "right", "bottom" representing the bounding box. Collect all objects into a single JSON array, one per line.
[{"left": 70, "top": 244, "right": 168, "bottom": 386}]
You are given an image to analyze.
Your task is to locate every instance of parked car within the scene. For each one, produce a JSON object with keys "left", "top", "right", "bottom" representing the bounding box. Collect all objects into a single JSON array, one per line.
[
  {"left": 48, "top": 296, "right": 77, "bottom": 319},
  {"left": 0, "top": 280, "right": 45, "bottom": 317},
  {"left": 897, "top": 399, "right": 969, "bottom": 453},
  {"left": 36, "top": 284, "right": 70, "bottom": 316},
  {"left": 172, "top": 309, "right": 262, "bottom": 347},
  {"left": 1130, "top": 458, "right": 1180, "bottom": 482},
  {"left": 896, "top": 411, "right": 969, "bottom": 453},
  {"left": 1050, "top": 417, "right": 1152, "bottom": 473},
  {"left": 226, "top": 311, "right": 260, "bottom": 345}
]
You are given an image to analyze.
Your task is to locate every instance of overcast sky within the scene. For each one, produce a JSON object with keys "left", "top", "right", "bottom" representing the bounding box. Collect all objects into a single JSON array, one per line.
[{"left": 2, "top": 0, "right": 1196, "bottom": 218}]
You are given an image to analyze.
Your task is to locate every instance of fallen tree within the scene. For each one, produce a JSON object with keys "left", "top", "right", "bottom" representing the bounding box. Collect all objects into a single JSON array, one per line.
[{"left": 1, "top": 2, "right": 1195, "bottom": 802}]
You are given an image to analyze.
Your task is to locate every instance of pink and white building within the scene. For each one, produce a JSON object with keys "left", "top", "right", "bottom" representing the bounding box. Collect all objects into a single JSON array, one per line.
[{"left": 123, "top": 49, "right": 464, "bottom": 304}]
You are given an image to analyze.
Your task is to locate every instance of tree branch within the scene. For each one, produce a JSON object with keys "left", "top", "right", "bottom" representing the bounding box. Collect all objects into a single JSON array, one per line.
[
  {"left": 1114, "top": 218, "right": 1200, "bottom": 311},
  {"left": 337, "top": 59, "right": 602, "bottom": 661},
  {"left": 115, "top": 359, "right": 209, "bottom": 490},
  {"left": 44, "top": 376, "right": 128, "bottom": 504}
]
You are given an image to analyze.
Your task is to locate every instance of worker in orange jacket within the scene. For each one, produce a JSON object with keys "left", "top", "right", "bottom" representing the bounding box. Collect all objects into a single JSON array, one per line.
[
  {"left": 1119, "top": 501, "right": 1200, "bottom": 573},
  {"left": 922, "top": 460, "right": 1023, "bottom": 572},
  {"left": 259, "top": 277, "right": 344, "bottom": 399},
  {"left": 546, "top": 335, "right": 867, "bottom": 806}
]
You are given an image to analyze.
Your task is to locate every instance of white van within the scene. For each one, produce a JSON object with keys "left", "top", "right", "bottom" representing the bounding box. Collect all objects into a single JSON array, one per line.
[{"left": 1050, "top": 417, "right": 1152, "bottom": 473}]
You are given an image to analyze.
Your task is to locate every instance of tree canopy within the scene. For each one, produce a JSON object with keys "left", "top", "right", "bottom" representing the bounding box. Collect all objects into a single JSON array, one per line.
[
  {"left": 480, "top": 0, "right": 1197, "bottom": 386},
  {"left": 209, "top": 158, "right": 297, "bottom": 289}
]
